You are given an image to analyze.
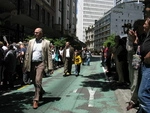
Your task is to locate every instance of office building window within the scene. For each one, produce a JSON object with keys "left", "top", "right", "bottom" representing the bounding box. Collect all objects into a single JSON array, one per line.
[
  {"left": 51, "top": 0, "right": 55, "bottom": 7},
  {"left": 52, "top": 16, "right": 54, "bottom": 28},
  {"left": 67, "top": 0, "right": 70, "bottom": 6},
  {"left": 35, "top": 4, "right": 39, "bottom": 21},
  {"left": 47, "top": 12, "right": 50, "bottom": 26},
  {"left": 59, "top": 0, "right": 61, "bottom": 11},
  {"left": 67, "top": 24, "right": 69, "bottom": 30},
  {"left": 42, "top": 8, "right": 45, "bottom": 24},
  {"left": 58, "top": 17, "right": 61, "bottom": 24},
  {"left": 67, "top": 10, "right": 69, "bottom": 19}
]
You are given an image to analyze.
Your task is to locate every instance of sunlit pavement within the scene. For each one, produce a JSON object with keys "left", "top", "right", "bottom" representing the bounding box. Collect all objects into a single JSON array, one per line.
[{"left": 0, "top": 55, "right": 137, "bottom": 113}]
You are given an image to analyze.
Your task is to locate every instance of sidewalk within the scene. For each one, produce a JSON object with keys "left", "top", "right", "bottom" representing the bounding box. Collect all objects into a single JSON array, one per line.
[
  {"left": 102, "top": 63, "right": 138, "bottom": 113},
  {"left": 115, "top": 89, "right": 138, "bottom": 113}
]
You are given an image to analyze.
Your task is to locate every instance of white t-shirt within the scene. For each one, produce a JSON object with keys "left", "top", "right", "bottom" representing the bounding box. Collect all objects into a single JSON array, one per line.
[{"left": 66, "top": 48, "right": 70, "bottom": 57}]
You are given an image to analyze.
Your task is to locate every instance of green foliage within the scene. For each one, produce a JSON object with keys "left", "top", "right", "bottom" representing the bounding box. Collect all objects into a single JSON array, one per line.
[
  {"left": 43, "top": 37, "right": 53, "bottom": 42},
  {"left": 54, "top": 38, "right": 66, "bottom": 47},
  {"left": 25, "top": 35, "right": 34, "bottom": 41},
  {"left": 25, "top": 36, "right": 66, "bottom": 47},
  {"left": 25, "top": 35, "right": 54, "bottom": 42},
  {"left": 103, "top": 34, "right": 115, "bottom": 47}
]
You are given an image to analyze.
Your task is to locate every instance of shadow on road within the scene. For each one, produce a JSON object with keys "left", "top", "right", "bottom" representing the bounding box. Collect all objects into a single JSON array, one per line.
[
  {"left": 81, "top": 72, "right": 130, "bottom": 92},
  {"left": 81, "top": 73, "right": 110, "bottom": 91},
  {"left": 0, "top": 91, "right": 61, "bottom": 113}
]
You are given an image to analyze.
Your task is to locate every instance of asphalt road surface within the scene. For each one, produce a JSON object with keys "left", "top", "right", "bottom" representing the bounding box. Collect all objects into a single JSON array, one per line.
[{"left": 0, "top": 55, "right": 135, "bottom": 113}]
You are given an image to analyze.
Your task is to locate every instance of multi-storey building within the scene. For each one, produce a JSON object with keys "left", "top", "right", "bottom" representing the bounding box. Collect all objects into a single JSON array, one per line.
[
  {"left": 0, "top": 0, "right": 77, "bottom": 42},
  {"left": 85, "top": 25, "right": 94, "bottom": 51},
  {"left": 116, "top": 0, "right": 143, "bottom": 5},
  {"left": 94, "top": 1, "right": 143, "bottom": 51},
  {"left": 76, "top": 0, "right": 115, "bottom": 43}
]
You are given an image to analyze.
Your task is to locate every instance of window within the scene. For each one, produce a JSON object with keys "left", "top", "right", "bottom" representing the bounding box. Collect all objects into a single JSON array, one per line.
[
  {"left": 67, "top": 24, "right": 69, "bottom": 30},
  {"left": 58, "top": 17, "right": 61, "bottom": 24},
  {"left": 51, "top": 0, "right": 54, "bottom": 7},
  {"left": 67, "top": 0, "right": 70, "bottom": 6},
  {"left": 67, "top": 10, "right": 69, "bottom": 19},
  {"left": 59, "top": 0, "right": 61, "bottom": 11},
  {"left": 35, "top": 4, "right": 39, "bottom": 20},
  {"left": 47, "top": 12, "right": 50, "bottom": 26},
  {"left": 52, "top": 16, "right": 54, "bottom": 28},
  {"left": 73, "top": 17, "right": 75, "bottom": 24},
  {"left": 42, "top": 9, "right": 45, "bottom": 24}
]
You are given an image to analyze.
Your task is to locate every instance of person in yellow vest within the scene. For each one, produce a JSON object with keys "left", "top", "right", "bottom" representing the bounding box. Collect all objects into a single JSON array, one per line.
[{"left": 74, "top": 50, "right": 82, "bottom": 76}]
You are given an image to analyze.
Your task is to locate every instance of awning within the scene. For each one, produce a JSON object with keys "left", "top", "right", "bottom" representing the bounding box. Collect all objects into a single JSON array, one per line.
[
  {"left": 0, "top": 12, "right": 10, "bottom": 21},
  {"left": 0, "top": 0, "right": 16, "bottom": 11},
  {"left": 10, "top": 14, "right": 61, "bottom": 37},
  {"left": 10, "top": 14, "right": 39, "bottom": 29}
]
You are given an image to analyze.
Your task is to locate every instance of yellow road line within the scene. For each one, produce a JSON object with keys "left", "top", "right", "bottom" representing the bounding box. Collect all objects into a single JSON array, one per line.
[{"left": 17, "top": 85, "right": 29, "bottom": 90}]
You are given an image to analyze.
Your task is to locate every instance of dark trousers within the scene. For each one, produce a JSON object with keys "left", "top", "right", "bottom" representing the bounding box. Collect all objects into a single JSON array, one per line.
[
  {"left": 3, "top": 70, "right": 14, "bottom": 88},
  {"left": 64, "top": 57, "right": 72, "bottom": 74},
  {"left": 75, "top": 64, "right": 81, "bottom": 75}
]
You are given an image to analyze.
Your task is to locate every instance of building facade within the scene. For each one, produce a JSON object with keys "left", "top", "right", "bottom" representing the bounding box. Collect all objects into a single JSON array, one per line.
[
  {"left": 94, "top": 2, "right": 143, "bottom": 51},
  {"left": 0, "top": 0, "right": 77, "bottom": 42},
  {"left": 85, "top": 25, "right": 94, "bottom": 51},
  {"left": 76, "top": 0, "right": 115, "bottom": 43},
  {"left": 115, "top": 0, "right": 143, "bottom": 5}
]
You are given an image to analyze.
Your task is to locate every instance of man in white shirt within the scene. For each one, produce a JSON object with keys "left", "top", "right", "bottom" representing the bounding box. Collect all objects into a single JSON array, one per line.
[
  {"left": 23, "top": 28, "right": 53, "bottom": 109},
  {"left": 62, "top": 42, "right": 74, "bottom": 76}
]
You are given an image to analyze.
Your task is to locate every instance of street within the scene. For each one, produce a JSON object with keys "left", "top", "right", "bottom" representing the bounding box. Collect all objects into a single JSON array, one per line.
[{"left": 0, "top": 56, "right": 136, "bottom": 113}]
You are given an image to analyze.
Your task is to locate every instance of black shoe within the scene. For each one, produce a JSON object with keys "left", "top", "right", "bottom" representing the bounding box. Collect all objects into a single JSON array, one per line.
[{"left": 75, "top": 74, "right": 79, "bottom": 77}]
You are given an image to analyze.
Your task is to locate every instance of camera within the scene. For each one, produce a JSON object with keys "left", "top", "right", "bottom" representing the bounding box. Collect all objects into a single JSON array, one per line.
[{"left": 122, "top": 23, "right": 132, "bottom": 34}]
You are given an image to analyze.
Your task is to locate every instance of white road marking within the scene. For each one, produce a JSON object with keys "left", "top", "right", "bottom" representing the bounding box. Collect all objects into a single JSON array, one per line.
[
  {"left": 73, "top": 89, "right": 78, "bottom": 93},
  {"left": 102, "top": 66, "right": 110, "bottom": 82},
  {"left": 88, "top": 87, "right": 96, "bottom": 107},
  {"left": 2, "top": 92, "right": 11, "bottom": 96}
]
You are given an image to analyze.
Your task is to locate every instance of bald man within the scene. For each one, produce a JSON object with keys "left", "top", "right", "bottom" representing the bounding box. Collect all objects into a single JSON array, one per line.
[
  {"left": 23, "top": 28, "right": 53, "bottom": 109},
  {"left": 62, "top": 41, "right": 74, "bottom": 76}
]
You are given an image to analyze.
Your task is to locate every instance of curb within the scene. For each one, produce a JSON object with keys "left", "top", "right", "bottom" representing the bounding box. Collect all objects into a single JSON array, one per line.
[{"left": 115, "top": 89, "right": 138, "bottom": 113}]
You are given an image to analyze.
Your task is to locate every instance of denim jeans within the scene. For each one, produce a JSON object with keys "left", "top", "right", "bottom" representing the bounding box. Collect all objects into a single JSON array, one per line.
[
  {"left": 138, "top": 63, "right": 150, "bottom": 113},
  {"left": 86, "top": 57, "right": 91, "bottom": 65},
  {"left": 74, "top": 64, "right": 80, "bottom": 75}
]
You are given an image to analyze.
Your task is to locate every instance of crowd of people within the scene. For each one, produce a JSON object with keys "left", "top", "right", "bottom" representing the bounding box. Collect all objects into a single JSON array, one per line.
[
  {"left": 0, "top": 41, "right": 27, "bottom": 89},
  {"left": 0, "top": 27, "right": 93, "bottom": 109},
  {"left": 1, "top": 18, "right": 150, "bottom": 112},
  {"left": 100, "top": 17, "right": 150, "bottom": 113}
]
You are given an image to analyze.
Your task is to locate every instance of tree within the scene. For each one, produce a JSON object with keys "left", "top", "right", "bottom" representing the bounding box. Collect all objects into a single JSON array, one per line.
[
  {"left": 25, "top": 35, "right": 54, "bottom": 44},
  {"left": 103, "top": 34, "right": 115, "bottom": 47},
  {"left": 54, "top": 38, "right": 66, "bottom": 47}
]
